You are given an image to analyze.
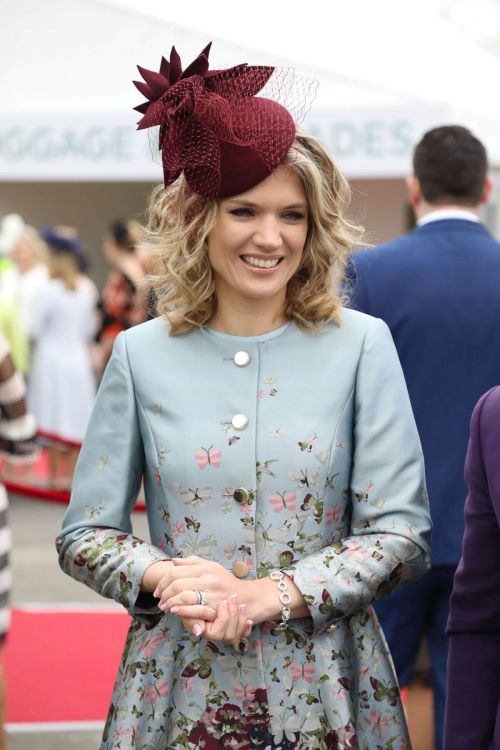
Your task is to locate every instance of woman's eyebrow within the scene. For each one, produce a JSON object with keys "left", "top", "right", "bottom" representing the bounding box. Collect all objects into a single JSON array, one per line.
[
  {"left": 225, "top": 200, "right": 308, "bottom": 210},
  {"left": 225, "top": 199, "right": 259, "bottom": 208}
]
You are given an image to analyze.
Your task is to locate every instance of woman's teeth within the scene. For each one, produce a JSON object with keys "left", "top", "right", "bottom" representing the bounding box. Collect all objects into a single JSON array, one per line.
[{"left": 242, "top": 256, "right": 280, "bottom": 268}]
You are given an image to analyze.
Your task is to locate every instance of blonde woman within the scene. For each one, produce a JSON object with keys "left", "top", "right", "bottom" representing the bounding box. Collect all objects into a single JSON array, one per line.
[
  {"left": 57, "top": 44, "right": 431, "bottom": 748},
  {"left": 28, "top": 226, "right": 96, "bottom": 488},
  {"left": 7, "top": 226, "right": 49, "bottom": 338}
]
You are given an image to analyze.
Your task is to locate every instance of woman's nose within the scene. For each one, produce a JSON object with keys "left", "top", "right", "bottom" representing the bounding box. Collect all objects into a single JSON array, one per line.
[{"left": 253, "top": 217, "right": 282, "bottom": 250}]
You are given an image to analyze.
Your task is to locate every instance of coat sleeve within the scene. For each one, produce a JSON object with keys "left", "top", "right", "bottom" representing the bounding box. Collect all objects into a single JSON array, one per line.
[
  {"left": 288, "top": 317, "right": 432, "bottom": 634},
  {"left": 56, "top": 332, "right": 168, "bottom": 622},
  {"left": 444, "top": 388, "right": 500, "bottom": 750}
]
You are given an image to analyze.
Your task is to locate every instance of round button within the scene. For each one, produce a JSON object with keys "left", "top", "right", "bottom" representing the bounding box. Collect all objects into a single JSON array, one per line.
[
  {"left": 233, "top": 487, "right": 250, "bottom": 504},
  {"left": 233, "top": 637, "right": 250, "bottom": 655},
  {"left": 232, "top": 414, "right": 249, "bottom": 431},
  {"left": 232, "top": 561, "right": 250, "bottom": 579},
  {"left": 234, "top": 351, "right": 251, "bottom": 367}
]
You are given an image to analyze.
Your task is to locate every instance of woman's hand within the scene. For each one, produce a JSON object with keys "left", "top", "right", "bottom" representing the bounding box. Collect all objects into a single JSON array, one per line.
[
  {"left": 186, "top": 595, "right": 253, "bottom": 644},
  {"left": 154, "top": 556, "right": 248, "bottom": 619},
  {"left": 141, "top": 559, "right": 175, "bottom": 594},
  {"left": 147, "top": 555, "right": 309, "bottom": 630},
  {"left": 148, "top": 557, "right": 252, "bottom": 642}
]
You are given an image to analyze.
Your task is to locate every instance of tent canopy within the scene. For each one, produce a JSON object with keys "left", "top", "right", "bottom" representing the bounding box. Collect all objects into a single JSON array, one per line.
[{"left": 2, "top": 0, "right": 500, "bottom": 179}]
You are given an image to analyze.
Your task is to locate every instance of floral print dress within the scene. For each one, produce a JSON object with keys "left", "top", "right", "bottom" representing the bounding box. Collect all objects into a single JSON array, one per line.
[{"left": 57, "top": 310, "right": 431, "bottom": 749}]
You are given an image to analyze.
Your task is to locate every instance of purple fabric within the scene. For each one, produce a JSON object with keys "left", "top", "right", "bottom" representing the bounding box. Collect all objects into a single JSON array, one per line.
[{"left": 444, "top": 386, "right": 500, "bottom": 749}]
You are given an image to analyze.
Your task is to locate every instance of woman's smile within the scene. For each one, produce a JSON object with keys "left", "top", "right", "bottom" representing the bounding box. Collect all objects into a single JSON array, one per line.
[{"left": 240, "top": 254, "right": 284, "bottom": 272}]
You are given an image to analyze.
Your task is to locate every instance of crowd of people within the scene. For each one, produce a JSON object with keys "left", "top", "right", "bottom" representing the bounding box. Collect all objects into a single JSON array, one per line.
[
  {"left": 0, "top": 214, "right": 153, "bottom": 488},
  {"left": 0, "top": 40, "right": 499, "bottom": 750}
]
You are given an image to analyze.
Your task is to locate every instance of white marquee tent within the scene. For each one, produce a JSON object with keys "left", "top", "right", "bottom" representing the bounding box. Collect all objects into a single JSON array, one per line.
[{"left": 1, "top": 0, "right": 499, "bottom": 272}]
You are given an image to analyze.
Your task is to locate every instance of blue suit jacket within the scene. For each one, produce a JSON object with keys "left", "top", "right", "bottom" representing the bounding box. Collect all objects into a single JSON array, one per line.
[{"left": 349, "top": 219, "right": 500, "bottom": 565}]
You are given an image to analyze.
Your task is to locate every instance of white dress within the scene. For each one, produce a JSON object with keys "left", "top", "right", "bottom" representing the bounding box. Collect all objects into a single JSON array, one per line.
[{"left": 28, "top": 278, "right": 96, "bottom": 443}]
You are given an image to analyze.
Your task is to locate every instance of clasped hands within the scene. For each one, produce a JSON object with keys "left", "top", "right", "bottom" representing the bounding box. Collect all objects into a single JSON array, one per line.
[{"left": 148, "top": 556, "right": 256, "bottom": 644}]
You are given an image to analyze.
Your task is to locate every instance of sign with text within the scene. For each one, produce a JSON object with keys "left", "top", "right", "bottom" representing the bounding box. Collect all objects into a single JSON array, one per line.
[
  {"left": 0, "top": 108, "right": 449, "bottom": 181},
  {"left": 0, "top": 113, "right": 158, "bottom": 181},
  {"left": 303, "top": 107, "right": 450, "bottom": 178}
]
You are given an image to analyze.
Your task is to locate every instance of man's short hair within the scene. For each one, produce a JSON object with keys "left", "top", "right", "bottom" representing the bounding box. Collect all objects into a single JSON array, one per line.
[{"left": 413, "top": 125, "right": 488, "bottom": 206}]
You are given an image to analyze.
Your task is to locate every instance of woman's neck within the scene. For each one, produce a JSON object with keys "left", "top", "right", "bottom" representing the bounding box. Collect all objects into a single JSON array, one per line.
[{"left": 207, "top": 296, "right": 288, "bottom": 337}]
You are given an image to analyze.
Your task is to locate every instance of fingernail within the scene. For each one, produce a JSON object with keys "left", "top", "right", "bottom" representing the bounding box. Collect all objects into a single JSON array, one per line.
[
  {"left": 171, "top": 606, "right": 179, "bottom": 614},
  {"left": 247, "top": 620, "right": 254, "bottom": 626},
  {"left": 193, "top": 624, "right": 202, "bottom": 636},
  {"left": 159, "top": 603, "right": 166, "bottom": 611},
  {"left": 153, "top": 589, "right": 159, "bottom": 598},
  {"left": 229, "top": 593, "right": 238, "bottom": 601},
  {"left": 239, "top": 604, "right": 247, "bottom": 614}
]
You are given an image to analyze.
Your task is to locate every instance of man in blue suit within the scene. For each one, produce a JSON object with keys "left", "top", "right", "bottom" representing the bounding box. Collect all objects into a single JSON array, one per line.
[{"left": 349, "top": 125, "right": 500, "bottom": 749}]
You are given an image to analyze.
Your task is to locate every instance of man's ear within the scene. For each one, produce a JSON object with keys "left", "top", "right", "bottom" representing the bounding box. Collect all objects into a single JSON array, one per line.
[
  {"left": 406, "top": 175, "right": 422, "bottom": 207},
  {"left": 479, "top": 176, "right": 493, "bottom": 205}
]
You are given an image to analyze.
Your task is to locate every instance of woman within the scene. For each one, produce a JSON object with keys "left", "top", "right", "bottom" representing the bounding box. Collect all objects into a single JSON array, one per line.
[
  {"left": 28, "top": 226, "right": 96, "bottom": 488},
  {"left": 0, "top": 332, "right": 37, "bottom": 749},
  {"left": 8, "top": 225, "right": 49, "bottom": 341},
  {"left": 444, "top": 387, "right": 500, "bottom": 750},
  {"left": 96, "top": 219, "right": 148, "bottom": 378},
  {"left": 57, "top": 44, "right": 431, "bottom": 749}
]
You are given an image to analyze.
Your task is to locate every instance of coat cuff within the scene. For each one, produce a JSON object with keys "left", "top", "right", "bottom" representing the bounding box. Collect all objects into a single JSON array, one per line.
[{"left": 286, "top": 555, "right": 343, "bottom": 635}]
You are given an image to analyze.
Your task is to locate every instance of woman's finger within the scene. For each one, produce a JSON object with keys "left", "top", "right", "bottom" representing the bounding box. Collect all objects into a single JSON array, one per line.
[
  {"left": 172, "top": 555, "right": 206, "bottom": 566},
  {"left": 170, "top": 604, "right": 217, "bottom": 621},
  {"left": 227, "top": 605, "right": 252, "bottom": 645},
  {"left": 153, "top": 566, "right": 207, "bottom": 598},
  {"left": 158, "top": 577, "right": 204, "bottom": 606},
  {"left": 159, "top": 588, "right": 210, "bottom": 612},
  {"left": 180, "top": 617, "right": 206, "bottom": 637},
  {"left": 222, "top": 594, "right": 240, "bottom": 643},
  {"left": 205, "top": 599, "right": 230, "bottom": 641}
]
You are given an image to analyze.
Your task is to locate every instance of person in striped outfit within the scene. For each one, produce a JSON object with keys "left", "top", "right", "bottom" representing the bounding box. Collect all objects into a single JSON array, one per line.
[{"left": 0, "top": 331, "right": 37, "bottom": 748}]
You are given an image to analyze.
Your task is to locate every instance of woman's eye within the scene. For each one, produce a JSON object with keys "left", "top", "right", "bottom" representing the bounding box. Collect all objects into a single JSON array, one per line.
[
  {"left": 283, "top": 211, "right": 305, "bottom": 221},
  {"left": 229, "top": 208, "right": 254, "bottom": 217}
]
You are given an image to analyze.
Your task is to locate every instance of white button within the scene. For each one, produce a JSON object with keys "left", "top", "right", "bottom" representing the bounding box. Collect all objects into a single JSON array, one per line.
[
  {"left": 232, "top": 414, "right": 249, "bottom": 431},
  {"left": 326, "top": 623, "right": 337, "bottom": 632},
  {"left": 234, "top": 351, "right": 251, "bottom": 367}
]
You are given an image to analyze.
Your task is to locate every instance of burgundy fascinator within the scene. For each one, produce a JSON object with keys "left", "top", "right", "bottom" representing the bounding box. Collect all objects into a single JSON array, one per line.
[{"left": 134, "top": 43, "right": 315, "bottom": 198}]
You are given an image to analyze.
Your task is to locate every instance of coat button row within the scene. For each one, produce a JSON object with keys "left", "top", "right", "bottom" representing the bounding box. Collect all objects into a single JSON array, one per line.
[
  {"left": 232, "top": 560, "right": 250, "bottom": 578},
  {"left": 231, "top": 414, "right": 249, "bottom": 430},
  {"left": 234, "top": 350, "right": 251, "bottom": 367}
]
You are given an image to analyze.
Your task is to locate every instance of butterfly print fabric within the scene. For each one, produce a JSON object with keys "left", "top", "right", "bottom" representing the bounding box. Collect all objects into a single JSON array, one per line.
[{"left": 57, "top": 311, "right": 431, "bottom": 749}]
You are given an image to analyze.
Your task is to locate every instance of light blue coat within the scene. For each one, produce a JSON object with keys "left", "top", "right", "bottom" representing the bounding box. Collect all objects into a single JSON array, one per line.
[{"left": 57, "top": 309, "right": 431, "bottom": 749}]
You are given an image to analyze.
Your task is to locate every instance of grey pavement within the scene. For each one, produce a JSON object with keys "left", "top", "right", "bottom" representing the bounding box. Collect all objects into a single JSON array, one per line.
[{"left": 7, "top": 493, "right": 150, "bottom": 750}]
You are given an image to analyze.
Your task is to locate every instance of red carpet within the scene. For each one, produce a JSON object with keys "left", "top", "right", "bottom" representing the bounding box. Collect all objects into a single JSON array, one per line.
[
  {"left": 1, "top": 447, "right": 146, "bottom": 510},
  {"left": 4, "top": 608, "right": 131, "bottom": 723}
]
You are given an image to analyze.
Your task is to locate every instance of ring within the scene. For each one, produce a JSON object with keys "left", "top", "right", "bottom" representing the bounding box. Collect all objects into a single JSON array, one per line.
[{"left": 194, "top": 590, "right": 207, "bottom": 606}]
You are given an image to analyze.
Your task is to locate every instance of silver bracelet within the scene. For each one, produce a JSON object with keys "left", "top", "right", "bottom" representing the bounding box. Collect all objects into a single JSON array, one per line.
[{"left": 270, "top": 570, "right": 291, "bottom": 631}]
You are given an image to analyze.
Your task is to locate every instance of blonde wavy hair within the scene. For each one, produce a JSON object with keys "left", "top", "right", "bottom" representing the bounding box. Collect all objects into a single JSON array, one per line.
[
  {"left": 47, "top": 226, "right": 80, "bottom": 291},
  {"left": 146, "top": 133, "right": 364, "bottom": 335}
]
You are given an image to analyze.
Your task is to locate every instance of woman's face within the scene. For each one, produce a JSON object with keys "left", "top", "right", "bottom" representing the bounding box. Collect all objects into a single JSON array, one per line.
[
  {"left": 207, "top": 166, "right": 308, "bottom": 307},
  {"left": 12, "top": 235, "right": 37, "bottom": 273}
]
